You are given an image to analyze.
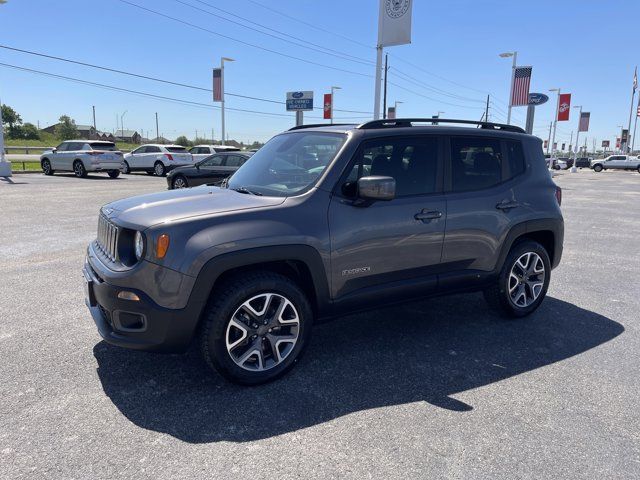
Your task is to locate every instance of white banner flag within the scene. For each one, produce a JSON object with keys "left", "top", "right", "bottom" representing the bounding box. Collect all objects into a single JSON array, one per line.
[{"left": 378, "top": 0, "right": 413, "bottom": 47}]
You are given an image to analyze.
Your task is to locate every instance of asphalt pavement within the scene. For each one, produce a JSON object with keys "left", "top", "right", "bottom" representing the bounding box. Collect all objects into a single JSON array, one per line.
[{"left": 1, "top": 170, "right": 638, "bottom": 479}]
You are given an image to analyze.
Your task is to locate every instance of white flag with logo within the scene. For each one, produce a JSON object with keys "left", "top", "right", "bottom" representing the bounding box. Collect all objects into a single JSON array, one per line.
[{"left": 378, "top": 0, "right": 413, "bottom": 47}]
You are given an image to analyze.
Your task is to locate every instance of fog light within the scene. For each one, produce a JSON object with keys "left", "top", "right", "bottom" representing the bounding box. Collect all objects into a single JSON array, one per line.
[{"left": 117, "top": 291, "right": 140, "bottom": 301}]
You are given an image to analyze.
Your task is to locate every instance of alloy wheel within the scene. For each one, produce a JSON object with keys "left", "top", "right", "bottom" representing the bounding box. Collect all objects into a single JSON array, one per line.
[
  {"left": 225, "top": 293, "right": 300, "bottom": 371},
  {"left": 74, "top": 162, "right": 84, "bottom": 177},
  {"left": 42, "top": 160, "right": 50, "bottom": 174},
  {"left": 155, "top": 163, "right": 165, "bottom": 176},
  {"left": 173, "top": 176, "right": 187, "bottom": 189},
  {"left": 508, "top": 252, "right": 545, "bottom": 308}
]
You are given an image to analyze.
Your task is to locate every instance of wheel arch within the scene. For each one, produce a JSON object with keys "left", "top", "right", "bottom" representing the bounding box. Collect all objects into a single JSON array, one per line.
[
  {"left": 497, "top": 219, "right": 564, "bottom": 272},
  {"left": 188, "top": 245, "right": 330, "bottom": 322}
]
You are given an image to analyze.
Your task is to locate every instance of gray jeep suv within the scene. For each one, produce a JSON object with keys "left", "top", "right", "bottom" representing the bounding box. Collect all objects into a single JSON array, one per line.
[{"left": 83, "top": 119, "right": 564, "bottom": 385}]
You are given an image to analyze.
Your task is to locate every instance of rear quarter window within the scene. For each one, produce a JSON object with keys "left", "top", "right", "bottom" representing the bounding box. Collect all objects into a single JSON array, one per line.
[
  {"left": 89, "top": 142, "right": 117, "bottom": 151},
  {"left": 166, "top": 147, "right": 187, "bottom": 153},
  {"left": 505, "top": 140, "right": 526, "bottom": 178}
]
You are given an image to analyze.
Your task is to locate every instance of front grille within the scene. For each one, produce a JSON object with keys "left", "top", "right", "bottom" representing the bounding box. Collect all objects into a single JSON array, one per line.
[{"left": 96, "top": 214, "right": 119, "bottom": 262}]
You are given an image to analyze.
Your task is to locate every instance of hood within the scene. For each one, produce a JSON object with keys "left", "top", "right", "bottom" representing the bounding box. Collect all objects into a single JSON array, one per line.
[{"left": 103, "top": 186, "right": 285, "bottom": 229}]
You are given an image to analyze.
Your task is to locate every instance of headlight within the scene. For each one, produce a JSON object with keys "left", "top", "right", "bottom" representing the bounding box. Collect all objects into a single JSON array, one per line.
[{"left": 134, "top": 231, "right": 144, "bottom": 260}]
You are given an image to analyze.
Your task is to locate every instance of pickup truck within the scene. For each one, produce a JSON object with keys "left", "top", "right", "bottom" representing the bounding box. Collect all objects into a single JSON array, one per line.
[{"left": 591, "top": 155, "right": 640, "bottom": 173}]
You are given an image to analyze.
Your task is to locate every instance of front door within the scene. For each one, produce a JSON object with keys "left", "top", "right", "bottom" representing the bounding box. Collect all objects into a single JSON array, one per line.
[
  {"left": 328, "top": 135, "right": 446, "bottom": 302},
  {"left": 196, "top": 154, "right": 225, "bottom": 186}
]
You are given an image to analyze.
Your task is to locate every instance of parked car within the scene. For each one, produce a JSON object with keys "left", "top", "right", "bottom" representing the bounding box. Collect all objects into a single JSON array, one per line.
[
  {"left": 591, "top": 155, "right": 640, "bottom": 172},
  {"left": 574, "top": 157, "right": 592, "bottom": 168},
  {"left": 552, "top": 158, "right": 569, "bottom": 170},
  {"left": 123, "top": 144, "right": 193, "bottom": 176},
  {"left": 40, "top": 140, "right": 123, "bottom": 178},
  {"left": 166, "top": 151, "right": 254, "bottom": 189},
  {"left": 83, "top": 118, "right": 563, "bottom": 385},
  {"left": 188, "top": 145, "right": 241, "bottom": 163}
]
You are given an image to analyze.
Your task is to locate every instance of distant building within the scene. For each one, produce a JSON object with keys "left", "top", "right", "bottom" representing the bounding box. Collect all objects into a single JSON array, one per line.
[
  {"left": 42, "top": 123, "right": 96, "bottom": 139},
  {"left": 96, "top": 131, "right": 116, "bottom": 142},
  {"left": 114, "top": 129, "right": 141, "bottom": 144}
]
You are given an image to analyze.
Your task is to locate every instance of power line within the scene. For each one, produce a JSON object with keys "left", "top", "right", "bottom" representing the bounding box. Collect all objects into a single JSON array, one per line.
[
  {"left": 0, "top": 45, "right": 373, "bottom": 114},
  {"left": 180, "top": 0, "right": 374, "bottom": 66},
  {"left": 387, "top": 80, "right": 485, "bottom": 110},
  {"left": 0, "top": 62, "right": 370, "bottom": 120},
  {"left": 390, "top": 68, "right": 486, "bottom": 104},
  {"left": 117, "top": 0, "right": 372, "bottom": 78},
  {"left": 243, "top": 0, "right": 374, "bottom": 51}
]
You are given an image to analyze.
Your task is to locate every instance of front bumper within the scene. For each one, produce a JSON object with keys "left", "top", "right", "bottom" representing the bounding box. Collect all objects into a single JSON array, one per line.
[{"left": 83, "top": 256, "right": 205, "bottom": 353}]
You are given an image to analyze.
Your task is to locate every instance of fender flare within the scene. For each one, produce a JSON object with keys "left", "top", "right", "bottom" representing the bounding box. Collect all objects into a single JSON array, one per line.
[
  {"left": 187, "top": 244, "right": 331, "bottom": 315},
  {"left": 495, "top": 218, "right": 564, "bottom": 272}
]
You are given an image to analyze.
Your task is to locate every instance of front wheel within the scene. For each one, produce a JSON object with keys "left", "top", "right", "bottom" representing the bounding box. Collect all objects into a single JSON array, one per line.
[
  {"left": 593, "top": 164, "right": 603, "bottom": 172},
  {"left": 154, "top": 161, "right": 166, "bottom": 176},
  {"left": 73, "top": 160, "right": 87, "bottom": 178},
  {"left": 172, "top": 175, "right": 188, "bottom": 189},
  {"left": 199, "top": 272, "right": 313, "bottom": 385},
  {"left": 41, "top": 159, "right": 54, "bottom": 176},
  {"left": 484, "top": 240, "right": 551, "bottom": 318},
  {"left": 108, "top": 170, "right": 120, "bottom": 179}
]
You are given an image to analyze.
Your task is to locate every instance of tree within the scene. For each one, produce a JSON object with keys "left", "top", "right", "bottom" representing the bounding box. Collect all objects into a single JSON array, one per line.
[
  {"left": 174, "top": 135, "right": 192, "bottom": 147},
  {"left": 22, "top": 123, "right": 40, "bottom": 140},
  {"left": 55, "top": 115, "right": 79, "bottom": 140},
  {"left": 1, "top": 104, "right": 23, "bottom": 138}
]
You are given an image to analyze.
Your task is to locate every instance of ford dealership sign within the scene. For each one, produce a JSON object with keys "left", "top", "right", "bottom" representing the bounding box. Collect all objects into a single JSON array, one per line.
[{"left": 528, "top": 93, "right": 549, "bottom": 106}]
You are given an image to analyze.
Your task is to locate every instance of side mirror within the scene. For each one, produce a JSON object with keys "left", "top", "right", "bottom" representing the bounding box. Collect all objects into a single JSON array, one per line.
[
  {"left": 51, "top": 148, "right": 57, "bottom": 153},
  {"left": 357, "top": 176, "right": 395, "bottom": 202}
]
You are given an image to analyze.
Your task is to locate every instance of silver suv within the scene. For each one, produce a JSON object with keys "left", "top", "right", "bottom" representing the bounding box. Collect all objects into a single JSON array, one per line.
[{"left": 40, "top": 140, "right": 124, "bottom": 178}]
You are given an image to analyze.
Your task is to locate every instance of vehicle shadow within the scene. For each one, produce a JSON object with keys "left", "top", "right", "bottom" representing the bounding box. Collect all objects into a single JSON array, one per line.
[
  {"left": 56, "top": 174, "right": 125, "bottom": 180},
  {"left": 93, "top": 295, "right": 623, "bottom": 443}
]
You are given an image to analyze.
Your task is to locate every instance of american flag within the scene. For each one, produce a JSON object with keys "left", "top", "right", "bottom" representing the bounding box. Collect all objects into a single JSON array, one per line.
[
  {"left": 578, "top": 112, "right": 590, "bottom": 132},
  {"left": 511, "top": 66, "right": 532, "bottom": 106},
  {"left": 212, "top": 68, "right": 222, "bottom": 102},
  {"left": 637, "top": 97, "right": 640, "bottom": 117},
  {"left": 634, "top": 66, "right": 638, "bottom": 92}
]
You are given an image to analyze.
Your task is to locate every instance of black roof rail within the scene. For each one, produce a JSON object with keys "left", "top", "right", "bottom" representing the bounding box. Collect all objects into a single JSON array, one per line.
[
  {"left": 288, "top": 123, "right": 355, "bottom": 131},
  {"left": 357, "top": 118, "right": 526, "bottom": 134}
]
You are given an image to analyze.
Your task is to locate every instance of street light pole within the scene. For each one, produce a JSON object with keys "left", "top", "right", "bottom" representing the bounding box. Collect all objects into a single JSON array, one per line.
[
  {"left": 499, "top": 51, "right": 517, "bottom": 125},
  {"left": 220, "top": 57, "right": 235, "bottom": 146},
  {"left": 549, "top": 88, "right": 561, "bottom": 159},
  {"left": 120, "top": 110, "right": 127, "bottom": 140},
  {"left": 394, "top": 101, "right": 404, "bottom": 117},
  {"left": 571, "top": 106, "right": 582, "bottom": 171},
  {"left": 330, "top": 86, "right": 341, "bottom": 125}
]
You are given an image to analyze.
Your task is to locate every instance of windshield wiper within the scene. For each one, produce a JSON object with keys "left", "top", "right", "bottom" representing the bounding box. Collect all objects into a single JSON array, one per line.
[{"left": 231, "top": 186, "right": 263, "bottom": 196}]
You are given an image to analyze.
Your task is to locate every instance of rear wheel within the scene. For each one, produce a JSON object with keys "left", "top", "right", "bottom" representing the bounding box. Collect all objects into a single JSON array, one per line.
[
  {"left": 199, "top": 271, "right": 313, "bottom": 385},
  {"left": 73, "top": 160, "right": 87, "bottom": 178},
  {"left": 41, "top": 158, "right": 54, "bottom": 175},
  {"left": 172, "top": 175, "right": 188, "bottom": 189},
  {"left": 122, "top": 161, "right": 131, "bottom": 174},
  {"left": 107, "top": 170, "right": 120, "bottom": 179},
  {"left": 484, "top": 240, "right": 551, "bottom": 318},
  {"left": 593, "top": 164, "right": 603, "bottom": 172},
  {"left": 154, "top": 161, "right": 166, "bottom": 177},
  {"left": 637, "top": 165, "right": 640, "bottom": 173}
]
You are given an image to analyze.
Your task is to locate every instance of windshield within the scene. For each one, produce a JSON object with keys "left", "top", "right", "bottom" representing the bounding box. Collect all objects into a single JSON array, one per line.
[{"left": 227, "top": 132, "right": 346, "bottom": 197}]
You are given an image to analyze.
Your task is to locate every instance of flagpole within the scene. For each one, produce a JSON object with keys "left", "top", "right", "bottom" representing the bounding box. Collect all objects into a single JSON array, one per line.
[
  {"left": 501, "top": 51, "right": 517, "bottom": 125},
  {"left": 632, "top": 97, "right": 639, "bottom": 153},
  {"left": 625, "top": 66, "right": 637, "bottom": 153},
  {"left": 373, "top": 0, "right": 384, "bottom": 120}
]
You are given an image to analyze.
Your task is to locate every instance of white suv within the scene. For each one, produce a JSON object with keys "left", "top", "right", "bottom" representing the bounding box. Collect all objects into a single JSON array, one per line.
[
  {"left": 40, "top": 140, "right": 124, "bottom": 178},
  {"left": 188, "top": 144, "right": 241, "bottom": 163},
  {"left": 123, "top": 144, "right": 193, "bottom": 176}
]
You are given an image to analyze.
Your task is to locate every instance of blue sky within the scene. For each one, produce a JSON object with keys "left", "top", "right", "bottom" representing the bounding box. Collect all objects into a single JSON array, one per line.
[{"left": 1, "top": 0, "right": 639, "bottom": 146}]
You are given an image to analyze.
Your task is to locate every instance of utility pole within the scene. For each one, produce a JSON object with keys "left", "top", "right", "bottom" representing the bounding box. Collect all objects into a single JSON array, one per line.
[
  {"left": 549, "top": 88, "right": 561, "bottom": 159},
  {"left": 220, "top": 57, "right": 235, "bottom": 146},
  {"left": 546, "top": 121, "right": 552, "bottom": 155},
  {"left": 485, "top": 95, "right": 490, "bottom": 122},
  {"left": 383, "top": 53, "right": 389, "bottom": 119},
  {"left": 569, "top": 131, "right": 573, "bottom": 153},
  {"left": 155, "top": 112, "right": 159, "bottom": 142},
  {"left": 92, "top": 106, "right": 96, "bottom": 131}
]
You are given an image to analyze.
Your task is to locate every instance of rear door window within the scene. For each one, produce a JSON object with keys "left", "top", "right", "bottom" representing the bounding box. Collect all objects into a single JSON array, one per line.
[
  {"left": 223, "top": 155, "right": 245, "bottom": 167},
  {"left": 201, "top": 155, "right": 224, "bottom": 167},
  {"left": 449, "top": 137, "right": 503, "bottom": 192}
]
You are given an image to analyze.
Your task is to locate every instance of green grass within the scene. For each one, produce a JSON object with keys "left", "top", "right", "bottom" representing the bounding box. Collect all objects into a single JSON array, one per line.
[
  {"left": 4, "top": 133, "right": 139, "bottom": 152},
  {"left": 9, "top": 161, "right": 41, "bottom": 172}
]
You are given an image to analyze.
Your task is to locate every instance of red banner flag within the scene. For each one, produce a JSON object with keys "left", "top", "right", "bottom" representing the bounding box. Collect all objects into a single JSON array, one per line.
[
  {"left": 323, "top": 93, "right": 332, "bottom": 120},
  {"left": 557, "top": 93, "right": 571, "bottom": 121}
]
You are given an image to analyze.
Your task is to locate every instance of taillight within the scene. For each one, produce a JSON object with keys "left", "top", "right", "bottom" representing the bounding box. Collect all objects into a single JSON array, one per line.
[
  {"left": 165, "top": 154, "right": 174, "bottom": 161},
  {"left": 555, "top": 186, "right": 562, "bottom": 206}
]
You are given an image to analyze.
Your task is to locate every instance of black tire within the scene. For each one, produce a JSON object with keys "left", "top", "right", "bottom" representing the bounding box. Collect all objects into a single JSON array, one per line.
[
  {"left": 122, "top": 161, "right": 131, "bottom": 174},
  {"left": 107, "top": 170, "right": 120, "bottom": 179},
  {"left": 73, "top": 160, "right": 87, "bottom": 178},
  {"left": 593, "top": 164, "right": 603, "bottom": 172},
  {"left": 637, "top": 166, "right": 640, "bottom": 173},
  {"left": 41, "top": 158, "right": 54, "bottom": 176},
  {"left": 483, "top": 240, "right": 551, "bottom": 318},
  {"left": 172, "top": 175, "right": 188, "bottom": 189},
  {"left": 154, "top": 161, "right": 166, "bottom": 177},
  {"left": 200, "top": 271, "right": 313, "bottom": 385}
]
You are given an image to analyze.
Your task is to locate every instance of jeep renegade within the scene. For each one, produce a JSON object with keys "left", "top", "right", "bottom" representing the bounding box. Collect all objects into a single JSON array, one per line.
[{"left": 83, "top": 119, "right": 564, "bottom": 385}]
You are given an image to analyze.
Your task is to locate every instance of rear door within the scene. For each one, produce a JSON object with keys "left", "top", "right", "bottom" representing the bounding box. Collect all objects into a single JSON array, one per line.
[
  {"left": 144, "top": 146, "right": 162, "bottom": 168},
  {"left": 65, "top": 142, "right": 84, "bottom": 170},
  {"left": 328, "top": 135, "right": 446, "bottom": 302},
  {"left": 441, "top": 135, "right": 528, "bottom": 284}
]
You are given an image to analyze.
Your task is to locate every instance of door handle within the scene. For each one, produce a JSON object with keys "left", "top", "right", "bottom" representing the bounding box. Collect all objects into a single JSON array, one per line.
[
  {"left": 415, "top": 210, "right": 442, "bottom": 222},
  {"left": 496, "top": 200, "right": 520, "bottom": 211}
]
